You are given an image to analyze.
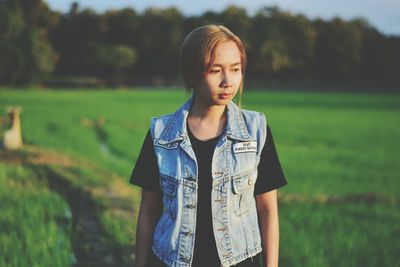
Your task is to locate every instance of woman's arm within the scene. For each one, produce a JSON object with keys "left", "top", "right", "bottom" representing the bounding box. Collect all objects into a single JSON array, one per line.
[
  {"left": 256, "top": 189, "right": 280, "bottom": 267},
  {"left": 135, "top": 190, "right": 163, "bottom": 267}
]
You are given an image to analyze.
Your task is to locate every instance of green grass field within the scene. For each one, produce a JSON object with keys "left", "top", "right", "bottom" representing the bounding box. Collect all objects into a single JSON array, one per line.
[
  {"left": 0, "top": 163, "right": 74, "bottom": 267},
  {"left": 0, "top": 88, "right": 399, "bottom": 266}
]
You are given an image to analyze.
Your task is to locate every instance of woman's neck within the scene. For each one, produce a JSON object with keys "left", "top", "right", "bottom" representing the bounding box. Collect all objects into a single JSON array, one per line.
[
  {"left": 187, "top": 95, "right": 228, "bottom": 141},
  {"left": 189, "top": 95, "right": 226, "bottom": 122}
]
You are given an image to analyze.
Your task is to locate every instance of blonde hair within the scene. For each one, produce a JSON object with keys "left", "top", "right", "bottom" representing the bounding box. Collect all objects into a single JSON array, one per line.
[{"left": 179, "top": 25, "right": 247, "bottom": 107}]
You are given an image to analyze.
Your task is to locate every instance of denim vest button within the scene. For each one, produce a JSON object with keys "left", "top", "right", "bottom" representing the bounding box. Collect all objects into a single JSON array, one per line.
[
  {"left": 184, "top": 231, "right": 193, "bottom": 237},
  {"left": 223, "top": 252, "right": 233, "bottom": 258},
  {"left": 180, "top": 257, "right": 190, "bottom": 263}
]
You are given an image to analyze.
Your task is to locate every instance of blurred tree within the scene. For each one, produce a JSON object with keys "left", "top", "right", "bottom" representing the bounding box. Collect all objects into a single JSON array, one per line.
[
  {"left": 19, "top": 0, "right": 59, "bottom": 29},
  {"left": 103, "top": 8, "right": 140, "bottom": 47},
  {"left": 250, "top": 7, "right": 286, "bottom": 78},
  {"left": 49, "top": 4, "right": 104, "bottom": 76},
  {"left": 221, "top": 6, "right": 252, "bottom": 47},
  {"left": 20, "top": 28, "right": 58, "bottom": 83},
  {"left": 1, "top": 2, "right": 398, "bottom": 89},
  {"left": 136, "top": 7, "right": 184, "bottom": 83},
  {"left": 314, "top": 17, "right": 363, "bottom": 80},
  {"left": 352, "top": 19, "right": 386, "bottom": 81},
  {"left": 382, "top": 36, "right": 400, "bottom": 83},
  {"left": 260, "top": 39, "right": 291, "bottom": 74},
  {"left": 0, "top": 6, "right": 25, "bottom": 83},
  {"left": 0, "top": 0, "right": 58, "bottom": 85},
  {"left": 284, "top": 14, "right": 316, "bottom": 78},
  {"left": 94, "top": 45, "right": 137, "bottom": 81},
  {"left": 250, "top": 7, "right": 316, "bottom": 80},
  {"left": 0, "top": 4, "right": 24, "bottom": 41},
  {"left": 195, "top": 10, "right": 222, "bottom": 26}
]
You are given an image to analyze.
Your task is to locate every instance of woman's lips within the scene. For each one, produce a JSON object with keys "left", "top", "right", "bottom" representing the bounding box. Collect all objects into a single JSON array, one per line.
[{"left": 218, "top": 93, "right": 232, "bottom": 99}]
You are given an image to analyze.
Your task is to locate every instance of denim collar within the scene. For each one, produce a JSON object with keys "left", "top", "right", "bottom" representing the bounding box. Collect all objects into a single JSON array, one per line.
[{"left": 159, "top": 94, "right": 251, "bottom": 142}]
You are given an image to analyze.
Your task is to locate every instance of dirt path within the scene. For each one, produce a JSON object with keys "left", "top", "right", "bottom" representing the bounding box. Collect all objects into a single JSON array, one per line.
[{"left": 0, "top": 147, "right": 134, "bottom": 267}]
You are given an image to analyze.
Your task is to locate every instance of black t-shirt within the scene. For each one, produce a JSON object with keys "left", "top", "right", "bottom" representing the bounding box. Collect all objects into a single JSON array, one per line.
[{"left": 131, "top": 125, "right": 287, "bottom": 267}]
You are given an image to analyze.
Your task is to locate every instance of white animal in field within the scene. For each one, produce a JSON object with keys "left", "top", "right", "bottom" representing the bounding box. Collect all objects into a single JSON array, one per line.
[{"left": 3, "top": 107, "right": 23, "bottom": 150}]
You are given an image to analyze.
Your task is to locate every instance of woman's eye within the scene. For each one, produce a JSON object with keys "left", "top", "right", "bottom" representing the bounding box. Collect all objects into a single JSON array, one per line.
[
  {"left": 233, "top": 68, "right": 241, "bottom": 72},
  {"left": 209, "top": 69, "right": 221, "bottom": 74}
]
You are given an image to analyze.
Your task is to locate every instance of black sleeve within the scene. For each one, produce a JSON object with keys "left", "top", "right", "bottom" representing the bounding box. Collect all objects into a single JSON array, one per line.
[
  {"left": 254, "top": 125, "right": 288, "bottom": 196},
  {"left": 130, "top": 130, "right": 162, "bottom": 193}
]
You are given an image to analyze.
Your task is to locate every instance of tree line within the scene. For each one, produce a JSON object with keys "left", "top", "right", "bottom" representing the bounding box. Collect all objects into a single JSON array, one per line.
[{"left": 1, "top": 0, "right": 399, "bottom": 91}]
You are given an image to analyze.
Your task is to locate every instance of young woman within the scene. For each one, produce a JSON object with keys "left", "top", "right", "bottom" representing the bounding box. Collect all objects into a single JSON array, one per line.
[{"left": 130, "top": 25, "right": 287, "bottom": 267}]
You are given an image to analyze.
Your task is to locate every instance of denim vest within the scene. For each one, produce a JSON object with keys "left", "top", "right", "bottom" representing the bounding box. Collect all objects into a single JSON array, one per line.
[{"left": 150, "top": 95, "right": 267, "bottom": 267}]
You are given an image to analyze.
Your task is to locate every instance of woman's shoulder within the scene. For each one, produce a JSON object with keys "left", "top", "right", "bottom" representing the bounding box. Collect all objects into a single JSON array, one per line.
[
  {"left": 238, "top": 108, "right": 268, "bottom": 143},
  {"left": 150, "top": 108, "right": 179, "bottom": 125},
  {"left": 239, "top": 107, "right": 267, "bottom": 123},
  {"left": 149, "top": 112, "right": 177, "bottom": 139},
  {"left": 151, "top": 112, "right": 175, "bottom": 122}
]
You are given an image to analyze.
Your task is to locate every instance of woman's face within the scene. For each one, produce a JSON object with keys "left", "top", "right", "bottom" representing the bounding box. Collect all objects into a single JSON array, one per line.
[{"left": 194, "top": 40, "right": 243, "bottom": 107}]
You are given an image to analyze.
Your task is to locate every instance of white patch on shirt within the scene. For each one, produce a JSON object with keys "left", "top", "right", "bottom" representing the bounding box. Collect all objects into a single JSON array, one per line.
[{"left": 233, "top": 141, "right": 257, "bottom": 153}]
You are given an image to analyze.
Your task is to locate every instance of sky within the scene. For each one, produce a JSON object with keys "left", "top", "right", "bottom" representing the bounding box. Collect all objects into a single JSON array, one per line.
[{"left": 44, "top": 0, "right": 400, "bottom": 36}]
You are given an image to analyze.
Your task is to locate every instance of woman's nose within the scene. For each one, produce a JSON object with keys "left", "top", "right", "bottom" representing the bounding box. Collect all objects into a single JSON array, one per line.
[{"left": 220, "top": 72, "right": 233, "bottom": 88}]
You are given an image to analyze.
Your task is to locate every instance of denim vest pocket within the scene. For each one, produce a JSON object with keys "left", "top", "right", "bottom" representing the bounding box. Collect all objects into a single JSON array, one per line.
[
  {"left": 160, "top": 174, "right": 177, "bottom": 195},
  {"left": 154, "top": 139, "right": 179, "bottom": 150},
  {"left": 232, "top": 167, "right": 257, "bottom": 216},
  {"left": 160, "top": 174, "right": 178, "bottom": 219},
  {"left": 154, "top": 139, "right": 183, "bottom": 179}
]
